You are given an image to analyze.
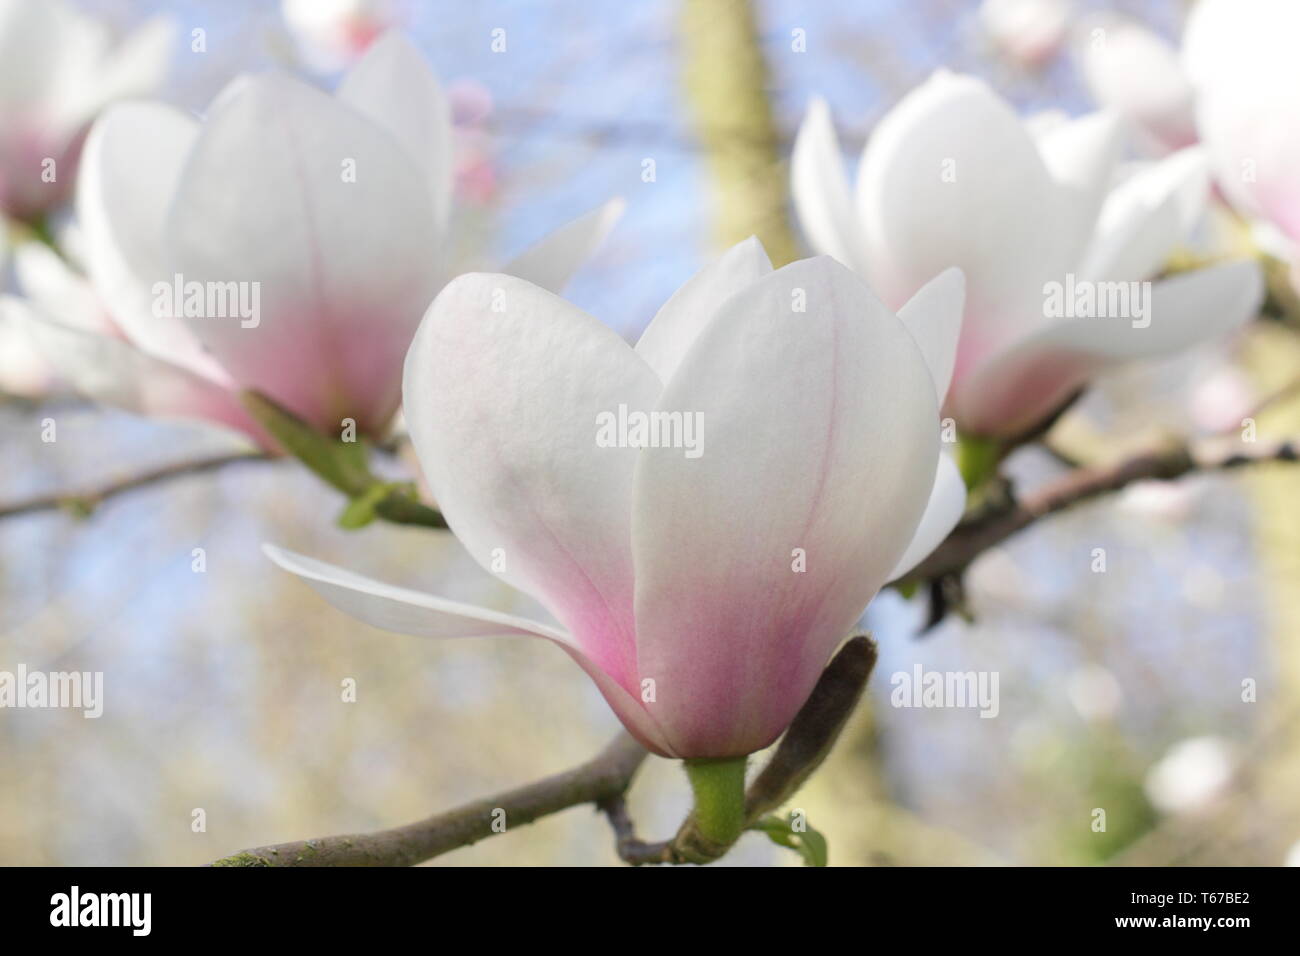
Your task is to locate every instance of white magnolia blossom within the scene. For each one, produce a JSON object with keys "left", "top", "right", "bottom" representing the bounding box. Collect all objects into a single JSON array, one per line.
[
  {"left": 1, "top": 32, "right": 623, "bottom": 443},
  {"left": 0, "top": 0, "right": 173, "bottom": 221},
  {"left": 266, "top": 243, "right": 968, "bottom": 758},
  {"left": 793, "top": 71, "right": 1263, "bottom": 438},
  {"left": 980, "top": 0, "right": 1072, "bottom": 69}
]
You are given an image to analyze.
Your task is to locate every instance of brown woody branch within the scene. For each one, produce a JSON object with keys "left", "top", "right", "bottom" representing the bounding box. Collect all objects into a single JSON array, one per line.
[{"left": 908, "top": 438, "right": 1299, "bottom": 583}]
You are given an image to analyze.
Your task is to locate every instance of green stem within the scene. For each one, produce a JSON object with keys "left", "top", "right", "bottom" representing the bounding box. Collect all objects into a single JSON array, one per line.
[{"left": 684, "top": 757, "right": 747, "bottom": 847}]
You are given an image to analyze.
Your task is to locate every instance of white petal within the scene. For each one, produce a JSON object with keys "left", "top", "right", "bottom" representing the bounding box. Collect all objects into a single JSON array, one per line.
[
  {"left": 1035, "top": 110, "right": 1125, "bottom": 265},
  {"left": 1080, "top": 147, "right": 1209, "bottom": 281},
  {"left": 634, "top": 235, "right": 772, "bottom": 384},
  {"left": 403, "top": 272, "right": 661, "bottom": 690},
  {"left": 501, "top": 197, "right": 625, "bottom": 295},
  {"left": 263, "top": 543, "right": 571, "bottom": 642},
  {"left": 71, "top": 16, "right": 174, "bottom": 125},
  {"left": 166, "top": 73, "right": 442, "bottom": 435},
  {"left": 1076, "top": 14, "right": 1197, "bottom": 155},
  {"left": 889, "top": 451, "right": 965, "bottom": 580},
  {"left": 77, "top": 101, "right": 226, "bottom": 380},
  {"left": 336, "top": 30, "right": 453, "bottom": 235},
  {"left": 956, "top": 260, "right": 1264, "bottom": 436},
  {"left": 630, "top": 257, "right": 939, "bottom": 757},
  {"left": 791, "top": 97, "right": 866, "bottom": 270},
  {"left": 2, "top": 297, "right": 259, "bottom": 442},
  {"left": 263, "top": 543, "right": 676, "bottom": 756},
  {"left": 856, "top": 71, "right": 1073, "bottom": 336},
  {"left": 12, "top": 241, "right": 111, "bottom": 334},
  {"left": 896, "top": 266, "right": 965, "bottom": 403}
]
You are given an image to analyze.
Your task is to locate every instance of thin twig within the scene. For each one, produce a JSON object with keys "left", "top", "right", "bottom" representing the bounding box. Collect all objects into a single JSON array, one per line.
[
  {"left": 0, "top": 450, "right": 265, "bottom": 520},
  {"left": 908, "top": 438, "right": 1299, "bottom": 582},
  {"left": 210, "top": 732, "right": 648, "bottom": 867}
]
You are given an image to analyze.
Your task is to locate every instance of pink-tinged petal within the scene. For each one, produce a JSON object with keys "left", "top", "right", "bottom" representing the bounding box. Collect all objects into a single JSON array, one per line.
[
  {"left": 791, "top": 98, "right": 867, "bottom": 271},
  {"left": 501, "top": 197, "right": 625, "bottom": 295},
  {"left": 336, "top": 30, "right": 453, "bottom": 234},
  {"left": 856, "top": 71, "right": 1073, "bottom": 359},
  {"left": 263, "top": 544, "right": 675, "bottom": 756},
  {"left": 890, "top": 451, "right": 965, "bottom": 580},
  {"left": 1076, "top": 15, "right": 1198, "bottom": 156},
  {"left": 403, "top": 273, "right": 661, "bottom": 693},
  {"left": 77, "top": 103, "right": 228, "bottom": 379},
  {"left": 166, "top": 74, "right": 441, "bottom": 436},
  {"left": 895, "top": 266, "right": 965, "bottom": 403},
  {"left": 634, "top": 235, "right": 772, "bottom": 384},
  {"left": 3, "top": 297, "right": 266, "bottom": 446},
  {"left": 631, "top": 257, "right": 939, "bottom": 758},
  {"left": 1035, "top": 110, "right": 1125, "bottom": 266},
  {"left": 955, "top": 260, "right": 1263, "bottom": 437},
  {"left": 1185, "top": 0, "right": 1300, "bottom": 243},
  {"left": 1079, "top": 147, "right": 1209, "bottom": 282}
]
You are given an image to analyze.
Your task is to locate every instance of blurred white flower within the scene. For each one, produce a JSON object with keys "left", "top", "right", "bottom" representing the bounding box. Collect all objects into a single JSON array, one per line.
[
  {"left": 1065, "top": 664, "right": 1122, "bottom": 721},
  {"left": 1185, "top": 0, "right": 1300, "bottom": 255},
  {"left": 2, "top": 33, "right": 622, "bottom": 437},
  {"left": 793, "top": 73, "right": 1263, "bottom": 439},
  {"left": 282, "top": 0, "right": 398, "bottom": 72},
  {"left": 1144, "top": 735, "right": 1235, "bottom": 814},
  {"left": 0, "top": 0, "right": 173, "bottom": 221},
  {"left": 980, "top": 0, "right": 1072, "bottom": 69}
]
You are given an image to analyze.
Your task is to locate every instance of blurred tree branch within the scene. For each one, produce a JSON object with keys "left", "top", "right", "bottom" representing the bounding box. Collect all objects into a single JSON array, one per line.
[{"left": 0, "top": 450, "right": 265, "bottom": 520}]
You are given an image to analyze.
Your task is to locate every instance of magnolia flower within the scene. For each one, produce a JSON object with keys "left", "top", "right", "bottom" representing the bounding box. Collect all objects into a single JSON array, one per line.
[
  {"left": 979, "top": 0, "right": 1072, "bottom": 69},
  {"left": 1184, "top": 0, "right": 1300, "bottom": 254},
  {"left": 282, "top": 0, "right": 398, "bottom": 73},
  {"left": 265, "top": 243, "right": 968, "bottom": 759},
  {"left": 793, "top": 72, "right": 1264, "bottom": 439},
  {"left": 0, "top": 0, "right": 172, "bottom": 221},
  {"left": 1075, "top": 14, "right": 1197, "bottom": 157},
  {"left": 6, "top": 32, "right": 622, "bottom": 445}
]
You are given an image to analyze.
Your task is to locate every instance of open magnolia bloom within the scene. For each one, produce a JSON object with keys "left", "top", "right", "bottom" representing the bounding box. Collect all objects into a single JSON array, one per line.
[
  {"left": 4, "top": 31, "right": 622, "bottom": 447},
  {"left": 0, "top": 0, "right": 172, "bottom": 221},
  {"left": 793, "top": 71, "right": 1265, "bottom": 439},
  {"left": 1184, "top": 0, "right": 1300, "bottom": 259},
  {"left": 266, "top": 243, "right": 968, "bottom": 759}
]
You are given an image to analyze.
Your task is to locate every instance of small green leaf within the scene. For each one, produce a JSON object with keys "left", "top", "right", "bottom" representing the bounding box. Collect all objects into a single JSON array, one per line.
[
  {"left": 240, "top": 390, "right": 373, "bottom": 495},
  {"left": 751, "top": 813, "right": 828, "bottom": 867}
]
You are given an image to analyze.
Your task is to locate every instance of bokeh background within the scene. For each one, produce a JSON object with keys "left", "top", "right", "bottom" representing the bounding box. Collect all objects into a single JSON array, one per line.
[{"left": 2, "top": 0, "right": 1296, "bottom": 866}]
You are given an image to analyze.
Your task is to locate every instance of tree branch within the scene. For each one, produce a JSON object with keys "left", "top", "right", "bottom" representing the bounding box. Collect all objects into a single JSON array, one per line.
[
  {"left": 210, "top": 732, "right": 649, "bottom": 867},
  {"left": 908, "top": 438, "right": 1299, "bottom": 583},
  {"left": 0, "top": 450, "right": 265, "bottom": 520}
]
